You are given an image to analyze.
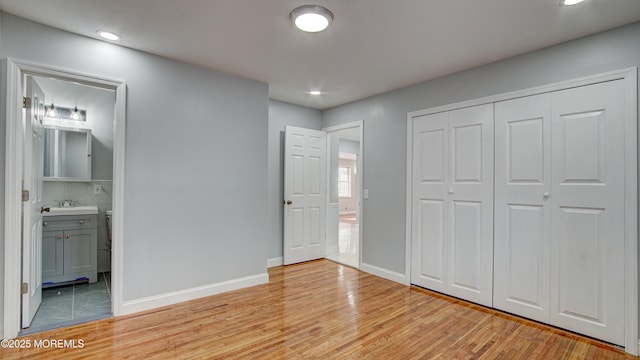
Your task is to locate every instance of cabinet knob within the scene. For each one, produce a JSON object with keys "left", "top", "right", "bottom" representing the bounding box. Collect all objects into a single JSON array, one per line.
[
  {"left": 79, "top": 220, "right": 84, "bottom": 224},
  {"left": 64, "top": 234, "right": 70, "bottom": 239},
  {"left": 43, "top": 222, "right": 48, "bottom": 227},
  {"left": 448, "top": 189, "right": 454, "bottom": 195},
  {"left": 543, "top": 192, "right": 550, "bottom": 199},
  {"left": 57, "top": 235, "right": 62, "bottom": 240}
]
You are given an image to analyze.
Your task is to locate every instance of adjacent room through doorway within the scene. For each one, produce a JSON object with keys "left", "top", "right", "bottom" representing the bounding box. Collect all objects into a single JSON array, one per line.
[{"left": 326, "top": 125, "right": 361, "bottom": 268}]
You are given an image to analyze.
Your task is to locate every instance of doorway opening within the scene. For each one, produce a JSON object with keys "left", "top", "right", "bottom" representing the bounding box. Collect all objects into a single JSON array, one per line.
[
  {"left": 21, "top": 76, "right": 115, "bottom": 334},
  {"left": 3, "top": 59, "right": 126, "bottom": 339},
  {"left": 324, "top": 123, "right": 363, "bottom": 269}
]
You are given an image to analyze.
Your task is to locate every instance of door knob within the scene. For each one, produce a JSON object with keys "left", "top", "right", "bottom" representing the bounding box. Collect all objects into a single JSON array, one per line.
[
  {"left": 543, "top": 192, "right": 550, "bottom": 199},
  {"left": 40, "top": 207, "right": 50, "bottom": 213},
  {"left": 286, "top": 200, "right": 293, "bottom": 205},
  {"left": 448, "top": 189, "right": 454, "bottom": 195}
]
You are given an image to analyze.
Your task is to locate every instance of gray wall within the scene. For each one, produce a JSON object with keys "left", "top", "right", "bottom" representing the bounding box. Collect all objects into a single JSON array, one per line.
[
  {"left": 323, "top": 21, "right": 640, "bottom": 274},
  {"left": 267, "top": 100, "right": 322, "bottom": 260},
  {"left": 0, "top": 13, "right": 269, "bottom": 303},
  {"left": 339, "top": 139, "right": 360, "bottom": 155}
]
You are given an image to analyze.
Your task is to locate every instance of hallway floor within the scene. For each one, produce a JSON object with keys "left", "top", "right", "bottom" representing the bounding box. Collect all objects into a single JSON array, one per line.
[{"left": 326, "top": 215, "right": 359, "bottom": 268}]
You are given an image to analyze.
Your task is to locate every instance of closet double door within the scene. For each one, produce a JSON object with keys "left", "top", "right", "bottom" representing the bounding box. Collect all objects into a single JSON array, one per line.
[
  {"left": 493, "top": 80, "right": 626, "bottom": 345},
  {"left": 411, "top": 103, "right": 494, "bottom": 307}
]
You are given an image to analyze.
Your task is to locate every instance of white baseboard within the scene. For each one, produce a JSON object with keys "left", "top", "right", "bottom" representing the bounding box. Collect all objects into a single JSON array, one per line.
[
  {"left": 120, "top": 272, "right": 268, "bottom": 315},
  {"left": 267, "top": 257, "right": 283, "bottom": 268},
  {"left": 360, "top": 262, "right": 409, "bottom": 285}
]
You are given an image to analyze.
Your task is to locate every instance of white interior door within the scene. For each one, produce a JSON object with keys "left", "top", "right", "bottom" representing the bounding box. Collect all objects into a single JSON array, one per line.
[
  {"left": 22, "top": 76, "right": 45, "bottom": 328},
  {"left": 411, "top": 104, "right": 493, "bottom": 307},
  {"left": 283, "top": 126, "right": 326, "bottom": 265},
  {"left": 494, "top": 93, "right": 551, "bottom": 322},
  {"left": 549, "top": 80, "right": 626, "bottom": 346},
  {"left": 411, "top": 111, "right": 449, "bottom": 294},
  {"left": 446, "top": 104, "right": 494, "bottom": 306}
]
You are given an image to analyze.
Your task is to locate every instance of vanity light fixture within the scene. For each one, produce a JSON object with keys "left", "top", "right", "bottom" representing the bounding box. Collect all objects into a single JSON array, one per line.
[
  {"left": 560, "top": 0, "right": 585, "bottom": 5},
  {"left": 97, "top": 30, "right": 121, "bottom": 41},
  {"left": 44, "top": 105, "right": 86, "bottom": 122},
  {"left": 290, "top": 5, "right": 334, "bottom": 33}
]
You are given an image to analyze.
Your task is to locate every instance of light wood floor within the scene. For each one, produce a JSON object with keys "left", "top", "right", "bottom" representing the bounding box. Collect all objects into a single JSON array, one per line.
[{"left": 1, "top": 260, "right": 634, "bottom": 359}]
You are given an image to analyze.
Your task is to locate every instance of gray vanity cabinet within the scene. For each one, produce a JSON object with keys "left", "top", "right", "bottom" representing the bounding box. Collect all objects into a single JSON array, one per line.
[{"left": 42, "top": 215, "right": 98, "bottom": 285}]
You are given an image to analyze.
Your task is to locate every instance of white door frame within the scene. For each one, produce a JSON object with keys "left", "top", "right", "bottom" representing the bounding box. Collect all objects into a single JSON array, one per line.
[
  {"left": 322, "top": 121, "right": 364, "bottom": 268},
  {"left": 3, "top": 58, "right": 127, "bottom": 338},
  {"left": 406, "top": 67, "right": 638, "bottom": 355}
]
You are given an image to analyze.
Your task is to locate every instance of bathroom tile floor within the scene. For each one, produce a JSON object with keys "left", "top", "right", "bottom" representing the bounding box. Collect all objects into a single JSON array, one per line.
[{"left": 23, "top": 272, "right": 112, "bottom": 334}]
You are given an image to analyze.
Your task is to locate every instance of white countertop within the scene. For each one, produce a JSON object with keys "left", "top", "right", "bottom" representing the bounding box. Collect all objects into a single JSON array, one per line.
[{"left": 43, "top": 205, "right": 99, "bottom": 216}]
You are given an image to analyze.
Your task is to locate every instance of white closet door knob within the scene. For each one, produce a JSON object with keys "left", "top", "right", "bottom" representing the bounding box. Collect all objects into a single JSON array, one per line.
[
  {"left": 448, "top": 189, "right": 454, "bottom": 194},
  {"left": 543, "top": 192, "right": 550, "bottom": 198}
]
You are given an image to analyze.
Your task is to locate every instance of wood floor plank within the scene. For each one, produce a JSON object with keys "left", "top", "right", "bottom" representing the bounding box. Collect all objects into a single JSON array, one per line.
[{"left": 0, "top": 260, "right": 635, "bottom": 359}]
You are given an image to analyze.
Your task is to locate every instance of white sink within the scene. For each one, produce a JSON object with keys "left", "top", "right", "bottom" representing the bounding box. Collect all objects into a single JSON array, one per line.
[{"left": 44, "top": 205, "right": 99, "bottom": 216}]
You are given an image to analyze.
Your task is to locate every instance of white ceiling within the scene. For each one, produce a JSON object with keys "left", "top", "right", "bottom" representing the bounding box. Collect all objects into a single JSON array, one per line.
[
  {"left": 1, "top": 0, "right": 639, "bottom": 110},
  {"left": 33, "top": 76, "right": 113, "bottom": 110}
]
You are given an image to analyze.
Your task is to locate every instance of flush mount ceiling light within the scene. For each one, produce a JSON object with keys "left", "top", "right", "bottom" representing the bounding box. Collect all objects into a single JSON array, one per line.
[
  {"left": 97, "top": 30, "right": 121, "bottom": 41},
  {"left": 560, "top": 0, "right": 585, "bottom": 5},
  {"left": 290, "top": 5, "right": 334, "bottom": 33},
  {"left": 308, "top": 90, "right": 323, "bottom": 95}
]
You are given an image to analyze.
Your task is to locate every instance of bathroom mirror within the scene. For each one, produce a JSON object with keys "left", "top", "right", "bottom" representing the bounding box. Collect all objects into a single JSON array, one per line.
[{"left": 43, "top": 126, "right": 92, "bottom": 182}]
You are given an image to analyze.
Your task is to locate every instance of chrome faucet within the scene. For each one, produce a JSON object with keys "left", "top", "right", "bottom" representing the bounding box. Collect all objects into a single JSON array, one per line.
[{"left": 61, "top": 200, "right": 78, "bottom": 208}]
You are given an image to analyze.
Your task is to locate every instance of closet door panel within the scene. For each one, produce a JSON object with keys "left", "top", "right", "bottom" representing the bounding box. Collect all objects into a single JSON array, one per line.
[
  {"left": 450, "top": 200, "right": 482, "bottom": 292},
  {"left": 447, "top": 104, "right": 494, "bottom": 307},
  {"left": 411, "top": 112, "right": 449, "bottom": 293},
  {"left": 494, "top": 94, "right": 551, "bottom": 322},
  {"left": 550, "top": 80, "right": 625, "bottom": 346}
]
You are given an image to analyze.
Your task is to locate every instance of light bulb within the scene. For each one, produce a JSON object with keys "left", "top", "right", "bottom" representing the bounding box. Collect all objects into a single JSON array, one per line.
[
  {"left": 47, "top": 104, "right": 58, "bottom": 118},
  {"left": 70, "top": 107, "right": 80, "bottom": 121}
]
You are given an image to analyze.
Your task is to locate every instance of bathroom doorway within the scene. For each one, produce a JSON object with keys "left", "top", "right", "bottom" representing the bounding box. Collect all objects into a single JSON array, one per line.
[
  {"left": 324, "top": 122, "right": 363, "bottom": 269},
  {"left": 22, "top": 76, "right": 115, "bottom": 333},
  {"left": 3, "top": 59, "right": 126, "bottom": 338}
]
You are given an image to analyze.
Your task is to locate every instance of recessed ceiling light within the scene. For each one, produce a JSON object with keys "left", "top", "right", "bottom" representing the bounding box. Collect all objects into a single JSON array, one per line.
[
  {"left": 97, "top": 30, "right": 121, "bottom": 41},
  {"left": 560, "top": 0, "right": 585, "bottom": 5},
  {"left": 308, "top": 90, "right": 323, "bottom": 95},
  {"left": 290, "top": 5, "right": 334, "bottom": 33}
]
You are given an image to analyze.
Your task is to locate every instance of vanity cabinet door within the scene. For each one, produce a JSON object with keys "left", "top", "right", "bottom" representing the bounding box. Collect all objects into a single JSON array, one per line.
[
  {"left": 42, "top": 231, "right": 64, "bottom": 279},
  {"left": 63, "top": 228, "right": 98, "bottom": 276}
]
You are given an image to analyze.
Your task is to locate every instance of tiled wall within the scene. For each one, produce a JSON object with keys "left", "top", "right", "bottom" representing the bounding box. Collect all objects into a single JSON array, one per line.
[{"left": 43, "top": 180, "right": 113, "bottom": 272}]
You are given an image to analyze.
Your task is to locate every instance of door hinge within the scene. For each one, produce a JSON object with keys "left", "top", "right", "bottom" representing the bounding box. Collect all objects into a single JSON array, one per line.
[
  {"left": 23, "top": 97, "right": 31, "bottom": 109},
  {"left": 22, "top": 190, "right": 30, "bottom": 202},
  {"left": 21, "top": 283, "right": 28, "bottom": 295}
]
